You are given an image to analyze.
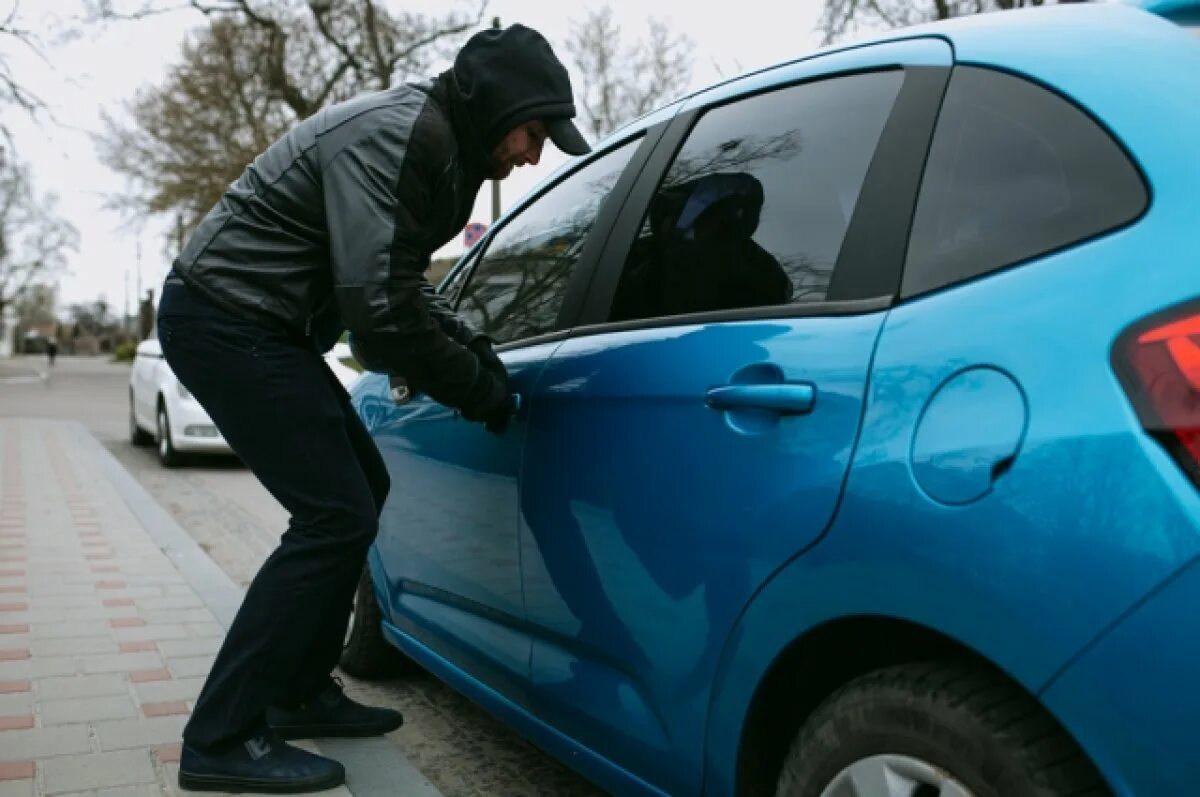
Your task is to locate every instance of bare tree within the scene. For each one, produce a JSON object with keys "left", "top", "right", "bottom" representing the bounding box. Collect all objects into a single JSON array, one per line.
[
  {"left": 97, "top": 18, "right": 295, "bottom": 232},
  {"left": 67, "top": 298, "right": 115, "bottom": 335},
  {"left": 95, "top": 0, "right": 485, "bottom": 234},
  {"left": 819, "top": 0, "right": 1074, "bottom": 44},
  {"left": 567, "top": 6, "right": 694, "bottom": 140},
  {"left": 0, "top": 157, "right": 78, "bottom": 314},
  {"left": 13, "top": 283, "right": 55, "bottom": 328},
  {"left": 0, "top": 0, "right": 58, "bottom": 126}
]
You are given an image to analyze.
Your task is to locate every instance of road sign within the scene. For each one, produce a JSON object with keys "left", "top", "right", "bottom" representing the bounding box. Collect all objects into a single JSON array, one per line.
[{"left": 464, "top": 223, "right": 488, "bottom": 248}]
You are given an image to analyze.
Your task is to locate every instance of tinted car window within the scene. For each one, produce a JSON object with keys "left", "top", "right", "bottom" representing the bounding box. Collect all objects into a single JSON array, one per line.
[
  {"left": 904, "top": 67, "right": 1147, "bottom": 298},
  {"left": 457, "top": 139, "right": 639, "bottom": 343},
  {"left": 610, "top": 70, "right": 903, "bottom": 323}
]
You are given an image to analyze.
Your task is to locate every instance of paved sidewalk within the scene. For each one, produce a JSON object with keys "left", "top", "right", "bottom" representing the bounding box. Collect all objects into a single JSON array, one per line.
[{"left": 0, "top": 419, "right": 441, "bottom": 797}]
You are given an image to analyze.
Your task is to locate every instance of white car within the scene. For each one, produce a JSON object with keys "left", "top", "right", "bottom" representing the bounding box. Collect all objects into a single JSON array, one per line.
[{"left": 129, "top": 338, "right": 361, "bottom": 466}]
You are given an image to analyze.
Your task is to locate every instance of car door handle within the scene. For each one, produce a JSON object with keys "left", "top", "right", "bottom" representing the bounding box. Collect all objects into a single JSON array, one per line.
[{"left": 705, "top": 383, "right": 816, "bottom": 415}]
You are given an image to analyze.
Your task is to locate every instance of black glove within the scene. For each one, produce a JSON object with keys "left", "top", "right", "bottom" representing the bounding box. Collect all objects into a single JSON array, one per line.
[
  {"left": 465, "top": 338, "right": 513, "bottom": 433},
  {"left": 482, "top": 393, "right": 516, "bottom": 435},
  {"left": 459, "top": 367, "right": 513, "bottom": 434},
  {"left": 469, "top": 337, "right": 508, "bottom": 388}
]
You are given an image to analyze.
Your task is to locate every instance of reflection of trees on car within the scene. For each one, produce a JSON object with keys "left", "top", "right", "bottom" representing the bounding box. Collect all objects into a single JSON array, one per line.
[
  {"left": 459, "top": 169, "right": 624, "bottom": 342},
  {"left": 657, "top": 130, "right": 803, "bottom": 191},
  {"left": 779, "top": 254, "right": 832, "bottom": 303}
]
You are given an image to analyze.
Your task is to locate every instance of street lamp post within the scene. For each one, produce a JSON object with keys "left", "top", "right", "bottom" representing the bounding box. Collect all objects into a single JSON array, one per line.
[{"left": 491, "top": 16, "right": 502, "bottom": 223}]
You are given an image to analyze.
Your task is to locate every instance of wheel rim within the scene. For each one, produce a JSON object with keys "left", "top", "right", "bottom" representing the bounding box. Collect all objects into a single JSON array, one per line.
[
  {"left": 157, "top": 410, "right": 169, "bottom": 458},
  {"left": 819, "top": 755, "right": 974, "bottom": 797}
]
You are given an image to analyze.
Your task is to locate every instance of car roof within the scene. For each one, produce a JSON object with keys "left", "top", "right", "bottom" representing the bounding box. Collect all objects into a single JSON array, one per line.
[
  {"left": 583, "top": 2, "right": 1189, "bottom": 148},
  {"left": 510, "top": 2, "right": 1197, "bottom": 232},
  {"left": 1131, "top": 0, "right": 1200, "bottom": 24}
]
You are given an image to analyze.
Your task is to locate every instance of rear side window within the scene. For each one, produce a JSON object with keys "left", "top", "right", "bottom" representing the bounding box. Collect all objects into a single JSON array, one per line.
[{"left": 904, "top": 67, "right": 1147, "bottom": 298}]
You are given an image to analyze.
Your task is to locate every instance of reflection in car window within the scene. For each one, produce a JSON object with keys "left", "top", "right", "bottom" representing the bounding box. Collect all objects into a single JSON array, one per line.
[
  {"left": 610, "top": 70, "right": 903, "bottom": 323},
  {"left": 457, "top": 139, "right": 640, "bottom": 343},
  {"left": 439, "top": 251, "right": 474, "bottom": 305}
]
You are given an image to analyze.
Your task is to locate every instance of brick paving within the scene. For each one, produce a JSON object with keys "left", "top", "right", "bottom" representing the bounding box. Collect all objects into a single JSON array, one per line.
[{"left": 0, "top": 419, "right": 352, "bottom": 796}]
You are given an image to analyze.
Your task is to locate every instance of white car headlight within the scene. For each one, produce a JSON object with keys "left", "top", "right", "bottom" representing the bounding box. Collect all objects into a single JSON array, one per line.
[{"left": 176, "top": 381, "right": 192, "bottom": 401}]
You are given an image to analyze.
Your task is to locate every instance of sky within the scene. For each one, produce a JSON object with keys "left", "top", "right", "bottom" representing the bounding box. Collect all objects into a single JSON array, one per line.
[{"left": 4, "top": 0, "right": 828, "bottom": 314}]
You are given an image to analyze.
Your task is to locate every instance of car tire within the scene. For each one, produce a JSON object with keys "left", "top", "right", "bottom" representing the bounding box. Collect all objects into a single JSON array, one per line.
[
  {"left": 156, "top": 403, "right": 183, "bottom": 468},
  {"left": 130, "top": 396, "right": 153, "bottom": 447},
  {"left": 775, "top": 661, "right": 1110, "bottom": 797},
  {"left": 339, "top": 566, "right": 411, "bottom": 679}
]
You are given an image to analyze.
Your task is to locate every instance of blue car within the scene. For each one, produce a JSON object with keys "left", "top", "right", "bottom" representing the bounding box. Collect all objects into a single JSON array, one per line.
[{"left": 342, "top": 3, "right": 1200, "bottom": 795}]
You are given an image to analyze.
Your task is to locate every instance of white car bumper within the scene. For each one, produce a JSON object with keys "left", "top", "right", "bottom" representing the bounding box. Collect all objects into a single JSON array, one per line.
[{"left": 168, "top": 396, "right": 232, "bottom": 454}]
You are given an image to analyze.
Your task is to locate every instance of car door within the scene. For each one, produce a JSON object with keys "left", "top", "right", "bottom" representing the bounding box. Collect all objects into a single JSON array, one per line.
[
  {"left": 516, "top": 40, "right": 952, "bottom": 795},
  {"left": 364, "top": 132, "right": 658, "bottom": 702}
]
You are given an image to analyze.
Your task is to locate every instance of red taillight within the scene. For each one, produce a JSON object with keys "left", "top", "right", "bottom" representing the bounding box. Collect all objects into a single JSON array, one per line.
[{"left": 1116, "top": 305, "right": 1200, "bottom": 484}]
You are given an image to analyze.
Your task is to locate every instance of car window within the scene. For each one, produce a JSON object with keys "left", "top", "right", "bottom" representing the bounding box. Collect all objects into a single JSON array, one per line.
[
  {"left": 608, "top": 70, "right": 903, "bottom": 323},
  {"left": 440, "top": 249, "right": 476, "bottom": 305},
  {"left": 904, "top": 67, "right": 1147, "bottom": 298},
  {"left": 456, "top": 139, "right": 640, "bottom": 344}
]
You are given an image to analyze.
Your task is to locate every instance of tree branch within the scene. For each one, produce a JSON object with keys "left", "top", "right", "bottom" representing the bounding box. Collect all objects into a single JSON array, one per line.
[
  {"left": 388, "top": 4, "right": 487, "bottom": 71},
  {"left": 229, "top": 0, "right": 273, "bottom": 28},
  {"left": 309, "top": 3, "right": 362, "bottom": 74},
  {"left": 0, "top": 0, "right": 20, "bottom": 32},
  {"left": 312, "top": 58, "right": 354, "bottom": 108},
  {"left": 362, "top": 0, "right": 390, "bottom": 87},
  {"left": 82, "top": 1, "right": 195, "bottom": 22}
]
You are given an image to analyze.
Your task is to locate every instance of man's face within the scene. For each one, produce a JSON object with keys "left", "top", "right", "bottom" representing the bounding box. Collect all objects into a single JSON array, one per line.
[{"left": 487, "top": 120, "right": 547, "bottom": 179}]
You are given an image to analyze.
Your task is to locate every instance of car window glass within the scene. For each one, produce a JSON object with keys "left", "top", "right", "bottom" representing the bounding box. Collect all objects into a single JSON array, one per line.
[
  {"left": 457, "top": 139, "right": 640, "bottom": 343},
  {"left": 904, "top": 67, "right": 1147, "bottom": 297},
  {"left": 609, "top": 70, "right": 903, "bottom": 323},
  {"left": 440, "top": 251, "right": 475, "bottom": 305}
]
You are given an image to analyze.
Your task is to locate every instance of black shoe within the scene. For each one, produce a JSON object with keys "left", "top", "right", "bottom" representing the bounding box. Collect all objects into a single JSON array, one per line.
[
  {"left": 178, "top": 731, "right": 345, "bottom": 793},
  {"left": 267, "top": 677, "right": 404, "bottom": 740}
]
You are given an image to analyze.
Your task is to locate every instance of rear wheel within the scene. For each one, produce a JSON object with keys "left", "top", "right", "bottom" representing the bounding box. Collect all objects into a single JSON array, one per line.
[
  {"left": 775, "top": 661, "right": 1110, "bottom": 797},
  {"left": 339, "top": 567, "right": 411, "bottom": 679},
  {"left": 129, "top": 394, "right": 153, "bottom": 446}
]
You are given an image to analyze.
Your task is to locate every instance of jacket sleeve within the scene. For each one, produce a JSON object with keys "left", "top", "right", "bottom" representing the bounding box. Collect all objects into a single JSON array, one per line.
[
  {"left": 324, "top": 110, "right": 490, "bottom": 410},
  {"left": 422, "top": 280, "right": 485, "bottom": 347}
]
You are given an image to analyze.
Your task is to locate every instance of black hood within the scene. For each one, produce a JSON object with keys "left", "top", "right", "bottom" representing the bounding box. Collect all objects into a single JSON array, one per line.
[{"left": 448, "top": 24, "right": 588, "bottom": 158}]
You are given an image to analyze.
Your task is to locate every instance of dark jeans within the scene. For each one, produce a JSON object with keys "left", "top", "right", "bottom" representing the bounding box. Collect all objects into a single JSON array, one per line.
[{"left": 157, "top": 277, "right": 390, "bottom": 751}]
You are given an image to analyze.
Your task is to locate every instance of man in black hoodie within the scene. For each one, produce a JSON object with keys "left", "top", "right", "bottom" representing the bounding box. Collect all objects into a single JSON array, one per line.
[{"left": 158, "top": 24, "right": 590, "bottom": 793}]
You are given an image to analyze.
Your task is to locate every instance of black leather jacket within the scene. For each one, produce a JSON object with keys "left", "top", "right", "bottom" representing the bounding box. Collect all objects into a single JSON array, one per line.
[
  {"left": 175, "top": 25, "right": 581, "bottom": 411},
  {"left": 174, "top": 70, "right": 498, "bottom": 409}
]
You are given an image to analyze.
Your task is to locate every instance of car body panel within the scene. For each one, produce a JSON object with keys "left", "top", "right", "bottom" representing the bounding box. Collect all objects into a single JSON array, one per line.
[
  {"left": 518, "top": 312, "right": 886, "bottom": 795},
  {"left": 366, "top": 538, "right": 670, "bottom": 797},
  {"left": 703, "top": 224, "right": 1200, "bottom": 795},
  {"left": 1041, "top": 554, "right": 1200, "bottom": 797},
  {"left": 361, "top": 343, "right": 561, "bottom": 705}
]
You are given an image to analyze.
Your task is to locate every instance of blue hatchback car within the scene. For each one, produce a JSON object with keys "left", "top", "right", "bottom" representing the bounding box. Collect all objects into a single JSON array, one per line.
[{"left": 342, "top": 3, "right": 1200, "bottom": 795}]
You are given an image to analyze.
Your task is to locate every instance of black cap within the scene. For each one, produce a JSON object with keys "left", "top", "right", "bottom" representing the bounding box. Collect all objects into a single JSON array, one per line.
[
  {"left": 546, "top": 117, "right": 591, "bottom": 156},
  {"left": 453, "top": 24, "right": 591, "bottom": 156}
]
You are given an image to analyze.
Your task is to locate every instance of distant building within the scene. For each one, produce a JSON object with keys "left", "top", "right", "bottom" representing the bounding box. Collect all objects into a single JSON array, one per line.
[{"left": 428, "top": 257, "right": 461, "bottom": 287}]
